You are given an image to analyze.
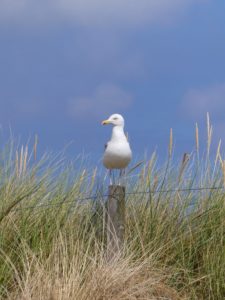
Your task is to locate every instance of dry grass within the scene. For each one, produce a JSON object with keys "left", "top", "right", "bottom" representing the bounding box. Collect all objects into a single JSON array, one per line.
[
  {"left": 1, "top": 115, "right": 225, "bottom": 299},
  {"left": 7, "top": 236, "right": 181, "bottom": 300}
]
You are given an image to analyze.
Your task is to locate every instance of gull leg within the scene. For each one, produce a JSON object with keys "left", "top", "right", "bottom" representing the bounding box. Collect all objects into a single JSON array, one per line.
[
  {"left": 120, "top": 169, "right": 126, "bottom": 186},
  {"left": 119, "top": 169, "right": 123, "bottom": 186},
  {"left": 109, "top": 169, "right": 113, "bottom": 185}
]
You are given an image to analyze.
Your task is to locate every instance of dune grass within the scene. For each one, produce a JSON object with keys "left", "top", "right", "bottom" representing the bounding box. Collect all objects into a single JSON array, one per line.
[{"left": 0, "top": 119, "right": 225, "bottom": 299}]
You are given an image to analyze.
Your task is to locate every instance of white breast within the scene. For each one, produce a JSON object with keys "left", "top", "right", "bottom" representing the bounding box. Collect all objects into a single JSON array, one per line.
[{"left": 103, "top": 140, "right": 132, "bottom": 169}]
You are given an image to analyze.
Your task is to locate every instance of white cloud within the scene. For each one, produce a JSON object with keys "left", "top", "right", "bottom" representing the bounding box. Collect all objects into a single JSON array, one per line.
[
  {"left": 181, "top": 82, "right": 225, "bottom": 119},
  {"left": 68, "top": 83, "right": 133, "bottom": 119},
  {"left": 0, "top": 0, "right": 208, "bottom": 27},
  {"left": 57, "top": 0, "right": 194, "bottom": 26}
]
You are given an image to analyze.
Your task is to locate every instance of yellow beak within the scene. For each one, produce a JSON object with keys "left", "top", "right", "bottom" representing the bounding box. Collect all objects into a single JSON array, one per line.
[{"left": 102, "top": 119, "right": 111, "bottom": 125}]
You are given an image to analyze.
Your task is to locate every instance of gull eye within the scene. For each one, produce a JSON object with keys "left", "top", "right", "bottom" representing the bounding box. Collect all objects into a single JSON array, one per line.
[{"left": 113, "top": 117, "right": 118, "bottom": 120}]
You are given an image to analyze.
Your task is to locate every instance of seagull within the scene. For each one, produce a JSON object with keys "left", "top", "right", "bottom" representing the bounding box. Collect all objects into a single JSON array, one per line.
[{"left": 102, "top": 113, "right": 132, "bottom": 185}]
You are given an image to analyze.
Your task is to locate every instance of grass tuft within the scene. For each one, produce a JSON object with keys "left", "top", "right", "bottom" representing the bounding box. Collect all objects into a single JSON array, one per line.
[{"left": 0, "top": 117, "right": 225, "bottom": 299}]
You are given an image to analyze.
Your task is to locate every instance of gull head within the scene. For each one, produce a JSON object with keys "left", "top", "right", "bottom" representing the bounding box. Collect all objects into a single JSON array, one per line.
[{"left": 102, "top": 114, "right": 125, "bottom": 127}]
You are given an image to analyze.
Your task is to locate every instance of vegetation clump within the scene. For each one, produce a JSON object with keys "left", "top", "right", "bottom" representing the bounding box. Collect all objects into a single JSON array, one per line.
[{"left": 0, "top": 118, "right": 225, "bottom": 299}]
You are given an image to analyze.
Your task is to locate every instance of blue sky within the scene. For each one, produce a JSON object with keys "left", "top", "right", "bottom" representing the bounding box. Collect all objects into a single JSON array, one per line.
[{"left": 0, "top": 0, "right": 225, "bottom": 162}]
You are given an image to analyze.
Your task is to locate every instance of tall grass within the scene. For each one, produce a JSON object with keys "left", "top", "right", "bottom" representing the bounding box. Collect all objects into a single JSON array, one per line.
[{"left": 0, "top": 118, "right": 225, "bottom": 299}]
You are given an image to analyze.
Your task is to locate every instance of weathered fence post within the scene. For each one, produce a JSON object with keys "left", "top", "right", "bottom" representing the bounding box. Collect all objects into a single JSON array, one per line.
[{"left": 106, "top": 185, "right": 125, "bottom": 260}]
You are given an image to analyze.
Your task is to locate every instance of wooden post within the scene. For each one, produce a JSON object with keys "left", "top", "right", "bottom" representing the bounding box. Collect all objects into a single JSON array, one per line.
[{"left": 106, "top": 185, "right": 125, "bottom": 260}]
